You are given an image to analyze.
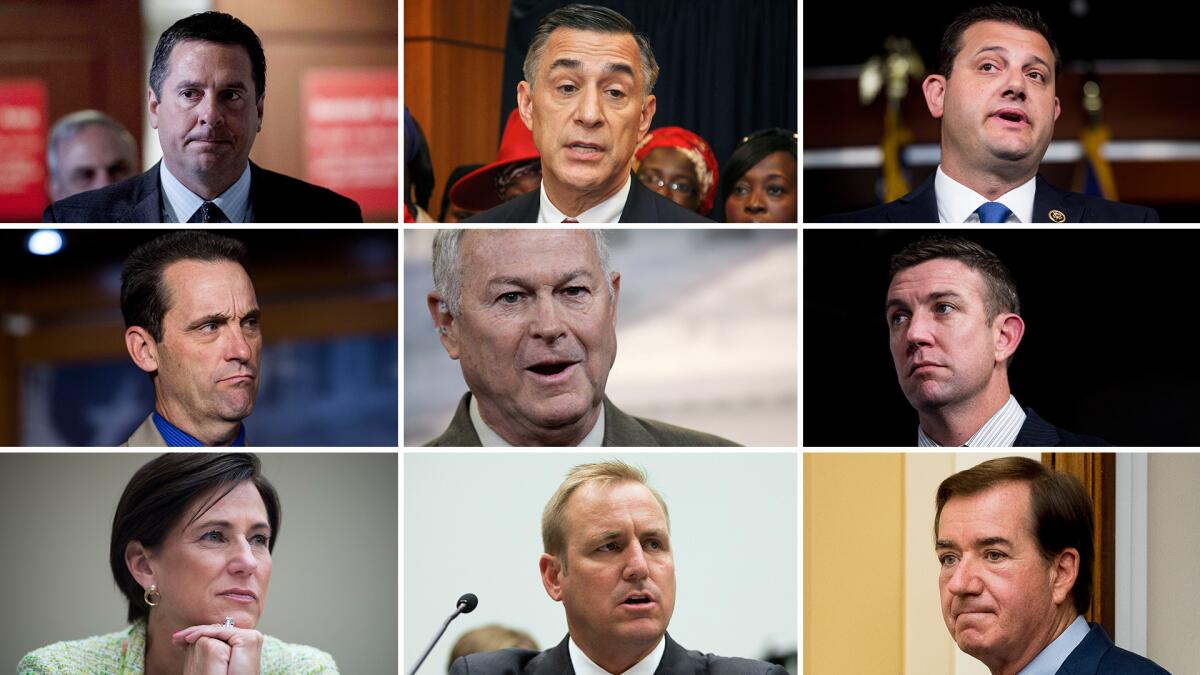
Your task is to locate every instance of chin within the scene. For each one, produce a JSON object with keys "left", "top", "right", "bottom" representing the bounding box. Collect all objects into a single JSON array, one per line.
[{"left": 524, "top": 391, "right": 595, "bottom": 429}]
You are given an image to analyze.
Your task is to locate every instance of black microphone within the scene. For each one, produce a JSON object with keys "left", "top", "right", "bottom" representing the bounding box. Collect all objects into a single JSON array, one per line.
[{"left": 407, "top": 593, "right": 479, "bottom": 675}]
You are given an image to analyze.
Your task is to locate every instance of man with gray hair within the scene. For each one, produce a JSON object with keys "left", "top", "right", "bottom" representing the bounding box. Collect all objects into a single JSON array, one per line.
[
  {"left": 46, "top": 110, "right": 139, "bottom": 202},
  {"left": 451, "top": 460, "right": 783, "bottom": 675},
  {"left": 464, "top": 3, "right": 709, "bottom": 223},
  {"left": 425, "top": 229, "right": 736, "bottom": 446}
]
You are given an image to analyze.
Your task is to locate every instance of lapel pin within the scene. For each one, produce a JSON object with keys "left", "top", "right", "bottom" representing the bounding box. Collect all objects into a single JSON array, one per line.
[{"left": 1049, "top": 209, "right": 1066, "bottom": 223}]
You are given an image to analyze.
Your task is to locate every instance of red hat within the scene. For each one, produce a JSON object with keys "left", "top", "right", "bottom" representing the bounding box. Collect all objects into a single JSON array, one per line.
[
  {"left": 634, "top": 126, "right": 719, "bottom": 215},
  {"left": 450, "top": 108, "right": 541, "bottom": 211}
]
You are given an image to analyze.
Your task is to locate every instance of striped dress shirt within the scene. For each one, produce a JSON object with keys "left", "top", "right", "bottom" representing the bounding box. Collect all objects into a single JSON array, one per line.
[{"left": 917, "top": 395, "right": 1026, "bottom": 447}]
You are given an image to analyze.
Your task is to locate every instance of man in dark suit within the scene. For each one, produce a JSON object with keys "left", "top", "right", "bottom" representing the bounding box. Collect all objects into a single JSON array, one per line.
[
  {"left": 451, "top": 461, "right": 786, "bottom": 675},
  {"left": 936, "top": 457, "right": 1168, "bottom": 674},
  {"left": 464, "top": 4, "right": 709, "bottom": 223},
  {"left": 823, "top": 5, "right": 1157, "bottom": 223},
  {"left": 43, "top": 11, "right": 361, "bottom": 223},
  {"left": 886, "top": 236, "right": 1105, "bottom": 446},
  {"left": 425, "top": 229, "right": 737, "bottom": 446}
]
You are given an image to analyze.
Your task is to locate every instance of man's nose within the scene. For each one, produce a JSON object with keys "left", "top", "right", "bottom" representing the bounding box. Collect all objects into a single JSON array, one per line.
[
  {"left": 224, "top": 324, "right": 253, "bottom": 362},
  {"left": 622, "top": 542, "right": 649, "bottom": 581},
  {"left": 573, "top": 86, "right": 603, "bottom": 128},
  {"left": 945, "top": 556, "right": 982, "bottom": 596},
  {"left": 528, "top": 295, "right": 566, "bottom": 341},
  {"left": 905, "top": 309, "right": 935, "bottom": 351},
  {"left": 197, "top": 92, "right": 224, "bottom": 127},
  {"left": 1002, "top": 70, "right": 1027, "bottom": 100}
]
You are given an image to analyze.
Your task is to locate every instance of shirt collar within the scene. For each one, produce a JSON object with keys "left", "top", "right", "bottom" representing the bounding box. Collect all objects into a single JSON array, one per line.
[
  {"left": 469, "top": 394, "right": 604, "bottom": 446},
  {"left": 159, "top": 161, "right": 252, "bottom": 223},
  {"left": 568, "top": 634, "right": 665, "bottom": 675},
  {"left": 917, "top": 394, "right": 1026, "bottom": 447},
  {"left": 935, "top": 165, "right": 1035, "bottom": 224},
  {"left": 538, "top": 174, "right": 631, "bottom": 223},
  {"left": 152, "top": 411, "right": 246, "bottom": 447},
  {"left": 1017, "top": 615, "right": 1089, "bottom": 675}
]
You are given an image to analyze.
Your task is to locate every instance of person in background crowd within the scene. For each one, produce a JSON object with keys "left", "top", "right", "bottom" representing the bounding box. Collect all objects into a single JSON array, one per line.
[
  {"left": 46, "top": 110, "right": 139, "bottom": 202},
  {"left": 633, "top": 126, "right": 718, "bottom": 217},
  {"left": 720, "top": 128, "right": 797, "bottom": 223},
  {"left": 440, "top": 164, "right": 484, "bottom": 222},
  {"left": 450, "top": 108, "right": 542, "bottom": 214},
  {"left": 406, "top": 106, "right": 436, "bottom": 222}
]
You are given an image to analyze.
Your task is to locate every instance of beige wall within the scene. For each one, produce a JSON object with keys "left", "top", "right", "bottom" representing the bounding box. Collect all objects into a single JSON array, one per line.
[
  {"left": 805, "top": 454, "right": 904, "bottom": 674},
  {"left": 1147, "top": 453, "right": 1200, "bottom": 673}
]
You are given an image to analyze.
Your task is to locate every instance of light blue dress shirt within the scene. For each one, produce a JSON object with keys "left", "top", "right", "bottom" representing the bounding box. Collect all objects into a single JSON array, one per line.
[
  {"left": 1017, "top": 614, "right": 1090, "bottom": 675},
  {"left": 160, "top": 161, "right": 252, "bottom": 223}
]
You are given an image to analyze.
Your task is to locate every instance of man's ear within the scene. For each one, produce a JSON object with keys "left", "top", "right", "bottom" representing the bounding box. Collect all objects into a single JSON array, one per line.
[
  {"left": 1049, "top": 547, "right": 1080, "bottom": 607},
  {"left": 609, "top": 271, "right": 621, "bottom": 318},
  {"left": 125, "top": 540, "right": 157, "bottom": 591},
  {"left": 539, "top": 553, "right": 565, "bottom": 602},
  {"left": 125, "top": 326, "right": 160, "bottom": 374},
  {"left": 427, "top": 293, "right": 461, "bottom": 360},
  {"left": 148, "top": 88, "right": 160, "bottom": 130},
  {"left": 993, "top": 313, "right": 1025, "bottom": 364},
  {"left": 923, "top": 74, "right": 947, "bottom": 119},
  {"left": 638, "top": 95, "right": 657, "bottom": 142},
  {"left": 256, "top": 96, "right": 265, "bottom": 132},
  {"left": 517, "top": 81, "right": 535, "bottom": 131}
]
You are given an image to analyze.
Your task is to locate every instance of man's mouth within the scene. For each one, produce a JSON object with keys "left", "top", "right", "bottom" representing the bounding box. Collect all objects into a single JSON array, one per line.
[
  {"left": 524, "top": 360, "right": 580, "bottom": 383},
  {"left": 565, "top": 142, "right": 605, "bottom": 159},
  {"left": 990, "top": 108, "right": 1029, "bottom": 127},
  {"left": 621, "top": 593, "right": 654, "bottom": 606},
  {"left": 909, "top": 362, "right": 943, "bottom": 376}
]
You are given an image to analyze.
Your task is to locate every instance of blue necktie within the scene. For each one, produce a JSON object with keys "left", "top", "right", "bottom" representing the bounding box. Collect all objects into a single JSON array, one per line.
[{"left": 975, "top": 201, "right": 1012, "bottom": 223}]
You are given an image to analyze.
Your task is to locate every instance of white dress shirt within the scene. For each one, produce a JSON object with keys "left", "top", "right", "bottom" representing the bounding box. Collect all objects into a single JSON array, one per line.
[
  {"left": 537, "top": 175, "right": 631, "bottom": 223},
  {"left": 1016, "top": 615, "right": 1090, "bottom": 675},
  {"left": 918, "top": 394, "right": 1027, "bottom": 447},
  {"left": 160, "top": 161, "right": 252, "bottom": 223},
  {"left": 568, "top": 635, "right": 665, "bottom": 675},
  {"left": 935, "top": 165, "right": 1035, "bottom": 224},
  {"left": 469, "top": 394, "right": 605, "bottom": 446}
]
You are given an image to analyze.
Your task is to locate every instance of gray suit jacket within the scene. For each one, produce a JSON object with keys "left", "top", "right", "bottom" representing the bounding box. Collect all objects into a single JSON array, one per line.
[
  {"left": 121, "top": 414, "right": 167, "bottom": 447},
  {"left": 424, "top": 393, "right": 740, "bottom": 447},
  {"left": 451, "top": 634, "right": 786, "bottom": 675}
]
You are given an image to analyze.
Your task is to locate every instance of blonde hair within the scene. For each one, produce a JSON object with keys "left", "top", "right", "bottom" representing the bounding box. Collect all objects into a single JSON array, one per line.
[
  {"left": 541, "top": 460, "right": 670, "bottom": 566},
  {"left": 448, "top": 624, "right": 539, "bottom": 670}
]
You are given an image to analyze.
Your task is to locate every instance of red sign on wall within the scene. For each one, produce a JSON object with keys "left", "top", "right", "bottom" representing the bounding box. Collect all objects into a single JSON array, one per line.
[
  {"left": 304, "top": 69, "right": 398, "bottom": 220},
  {"left": 0, "top": 80, "right": 48, "bottom": 222}
]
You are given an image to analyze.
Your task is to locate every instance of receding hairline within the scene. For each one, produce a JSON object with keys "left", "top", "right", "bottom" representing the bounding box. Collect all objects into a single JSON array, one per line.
[{"left": 536, "top": 27, "right": 646, "bottom": 87}]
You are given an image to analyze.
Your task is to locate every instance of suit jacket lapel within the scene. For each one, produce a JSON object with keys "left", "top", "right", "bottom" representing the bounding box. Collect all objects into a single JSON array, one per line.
[
  {"left": 530, "top": 636, "right": 575, "bottom": 675},
  {"left": 619, "top": 175, "right": 651, "bottom": 223},
  {"left": 602, "top": 396, "right": 659, "bottom": 446},
  {"left": 1055, "top": 623, "right": 1108, "bottom": 675},
  {"left": 432, "top": 393, "right": 483, "bottom": 446},
  {"left": 888, "top": 173, "right": 939, "bottom": 222},
  {"left": 1033, "top": 175, "right": 1082, "bottom": 223},
  {"left": 1013, "top": 408, "right": 1062, "bottom": 446},
  {"left": 129, "top": 163, "right": 165, "bottom": 223}
]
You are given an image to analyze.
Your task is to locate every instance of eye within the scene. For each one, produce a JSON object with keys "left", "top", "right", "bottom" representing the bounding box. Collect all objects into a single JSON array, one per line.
[
  {"left": 250, "top": 533, "right": 270, "bottom": 546},
  {"left": 224, "top": 90, "right": 242, "bottom": 101},
  {"left": 498, "top": 292, "right": 523, "bottom": 304},
  {"left": 181, "top": 89, "right": 199, "bottom": 100},
  {"left": 889, "top": 312, "right": 909, "bottom": 326},
  {"left": 242, "top": 316, "right": 260, "bottom": 330},
  {"left": 558, "top": 84, "right": 578, "bottom": 95},
  {"left": 598, "top": 542, "right": 618, "bottom": 552},
  {"left": 644, "top": 539, "right": 662, "bottom": 550},
  {"left": 199, "top": 322, "right": 219, "bottom": 334},
  {"left": 732, "top": 184, "right": 750, "bottom": 197},
  {"left": 766, "top": 184, "right": 787, "bottom": 198},
  {"left": 201, "top": 530, "right": 226, "bottom": 543},
  {"left": 939, "top": 553, "right": 958, "bottom": 566},
  {"left": 980, "top": 63, "right": 998, "bottom": 72},
  {"left": 934, "top": 302, "right": 955, "bottom": 314},
  {"left": 606, "top": 88, "right": 626, "bottom": 99},
  {"left": 985, "top": 550, "right": 1007, "bottom": 562},
  {"left": 1027, "top": 71, "right": 1046, "bottom": 82},
  {"left": 561, "top": 286, "right": 589, "bottom": 298}
]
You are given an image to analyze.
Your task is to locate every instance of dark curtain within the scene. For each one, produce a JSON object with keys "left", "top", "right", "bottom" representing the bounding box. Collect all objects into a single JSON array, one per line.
[{"left": 500, "top": 0, "right": 797, "bottom": 219}]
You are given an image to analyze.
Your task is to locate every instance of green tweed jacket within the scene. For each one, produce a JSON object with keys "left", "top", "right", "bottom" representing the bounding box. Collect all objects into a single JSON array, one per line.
[
  {"left": 423, "top": 393, "right": 741, "bottom": 447},
  {"left": 18, "top": 621, "right": 337, "bottom": 674}
]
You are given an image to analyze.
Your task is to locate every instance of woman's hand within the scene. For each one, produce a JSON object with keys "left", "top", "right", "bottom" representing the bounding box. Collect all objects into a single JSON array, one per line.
[{"left": 174, "top": 623, "right": 264, "bottom": 675}]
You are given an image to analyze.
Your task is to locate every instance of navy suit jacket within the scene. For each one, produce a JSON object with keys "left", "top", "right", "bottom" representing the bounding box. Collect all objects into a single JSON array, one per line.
[
  {"left": 463, "top": 174, "right": 712, "bottom": 223},
  {"left": 821, "top": 174, "right": 1159, "bottom": 223},
  {"left": 1014, "top": 408, "right": 1108, "bottom": 447},
  {"left": 43, "top": 161, "right": 362, "bottom": 223},
  {"left": 450, "top": 634, "right": 786, "bottom": 675},
  {"left": 1057, "top": 623, "right": 1170, "bottom": 674}
]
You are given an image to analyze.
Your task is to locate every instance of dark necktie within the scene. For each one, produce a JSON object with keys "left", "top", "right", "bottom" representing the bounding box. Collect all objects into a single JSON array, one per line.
[
  {"left": 975, "top": 201, "right": 1012, "bottom": 223},
  {"left": 188, "top": 201, "right": 229, "bottom": 223}
]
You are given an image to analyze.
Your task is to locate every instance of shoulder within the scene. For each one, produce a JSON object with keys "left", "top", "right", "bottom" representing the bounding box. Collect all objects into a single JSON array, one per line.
[
  {"left": 819, "top": 202, "right": 892, "bottom": 222},
  {"left": 18, "top": 628, "right": 130, "bottom": 673},
  {"left": 670, "top": 639, "right": 787, "bottom": 675},
  {"left": 260, "top": 633, "right": 339, "bottom": 674},
  {"left": 604, "top": 398, "right": 740, "bottom": 446},
  {"left": 1036, "top": 178, "right": 1159, "bottom": 222},
  {"left": 424, "top": 393, "right": 480, "bottom": 446},
  {"left": 43, "top": 169, "right": 155, "bottom": 223},
  {"left": 626, "top": 178, "right": 713, "bottom": 223},
  {"left": 451, "top": 646, "right": 544, "bottom": 675},
  {"left": 250, "top": 164, "right": 362, "bottom": 222},
  {"left": 1096, "top": 645, "right": 1171, "bottom": 674},
  {"left": 1017, "top": 408, "right": 1108, "bottom": 447},
  {"left": 463, "top": 190, "right": 539, "bottom": 223},
  {"left": 632, "top": 415, "right": 741, "bottom": 446}
]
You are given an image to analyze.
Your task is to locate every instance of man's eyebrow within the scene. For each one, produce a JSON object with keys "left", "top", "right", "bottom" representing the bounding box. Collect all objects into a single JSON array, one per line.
[
  {"left": 885, "top": 291, "right": 963, "bottom": 311},
  {"left": 935, "top": 539, "right": 956, "bottom": 550},
  {"left": 605, "top": 62, "right": 635, "bottom": 79},
  {"left": 484, "top": 269, "right": 596, "bottom": 292},
  {"left": 176, "top": 80, "right": 249, "bottom": 91},
  {"left": 548, "top": 58, "right": 583, "bottom": 73},
  {"left": 185, "top": 308, "right": 261, "bottom": 330},
  {"left": 935, "top": 536, "right": 1013, "bottom": 550},
  {"left": 974, "top": 46, "right": 1052, "bottom": 73}
]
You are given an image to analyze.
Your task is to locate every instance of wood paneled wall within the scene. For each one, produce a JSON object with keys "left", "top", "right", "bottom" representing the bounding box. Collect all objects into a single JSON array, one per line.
[{"left": 404, "top": 0, "right": 510, "bottom": 220}]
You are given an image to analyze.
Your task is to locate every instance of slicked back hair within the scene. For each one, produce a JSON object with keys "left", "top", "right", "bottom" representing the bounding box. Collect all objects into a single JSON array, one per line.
[
  {"left": 150, "top": 11, "right": 266, "bottom": 102},
  {"left": 523, "top": 3, "right": 659, "bottom": 98},
  {"left": 938, "top": 3, "right": 1061, "bottom": 81},
  {"left": 110, "top": 453, "right": 280, "bottom": 623},
  {"left": 121, "top": 231, "right": 248, "bottom": 343},
  {"left": 889, "top": 236, "right": 1020, "bottom": 324},
  {"left": 934, "top": 456, "right": 1094, "bottom": 615},
  {"left": 542, "top": 460, "right": 669, "bottom": 571}
]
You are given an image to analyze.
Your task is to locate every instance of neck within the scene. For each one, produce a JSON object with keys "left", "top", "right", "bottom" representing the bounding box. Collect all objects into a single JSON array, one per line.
[
  {"left": 574, "top": 633, "right": 661, "bottom": 675},
  {"left": 143, "top": 612, "right": 189, "bottom": 675},
  {"left": 478, "top": 398, "right": 601, "bottom": 447},
  {"left": 917, "top": 377, "right": 1010, "bottom": 446},
  {"left": 988, "top": 611, "right": 1079, "bottom": 675},
  {"left": 940, "top": 152, "right": 1036, "bottom": 201},
  {"left": 164, "top": 157, "right": 243, "bottom": 201},
  {"left": 155, "top": 399, "right": 241, "bottom": 446},
  {"left": 544, "top": 170, "right": 629, "bottom": 217}
]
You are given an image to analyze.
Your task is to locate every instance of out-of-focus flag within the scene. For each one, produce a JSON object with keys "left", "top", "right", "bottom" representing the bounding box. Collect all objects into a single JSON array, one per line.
[
  {"left": 861, "top": 37, "right": 923, "bottom": 203},
  {"left": 1075, "top": 122, "right": 1118, "bottom": 199}
]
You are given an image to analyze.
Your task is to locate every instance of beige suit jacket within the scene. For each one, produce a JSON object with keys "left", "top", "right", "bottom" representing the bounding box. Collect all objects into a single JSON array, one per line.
[{"left": 121, "top": 414, "right": 167, "bottom": 447}]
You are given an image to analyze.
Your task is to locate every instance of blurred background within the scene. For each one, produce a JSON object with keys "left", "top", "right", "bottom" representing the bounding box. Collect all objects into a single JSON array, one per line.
[
  {"left": 804, "top": 1, "right": 1200, "bottom": 221},
  {"left": 804, "top": 228, "right": 1200, "bottom": 447},
  {"left": 404, "top": 228, "right": 797, "bottom": 446},
  {"left": 0, "top": 0, "right": 397, "bottom": 222},
  {"left": 0, "top": 452, "right": 397, "bottom": 674},
  {"left": 0, "top": 229, "right": 398, "bottom": 446},
  {"left": 406, "top": 452, "right": 797, "bottom": 675},
  {"left": 405, "top": 0, "right": 797, "bottom": 222}
]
